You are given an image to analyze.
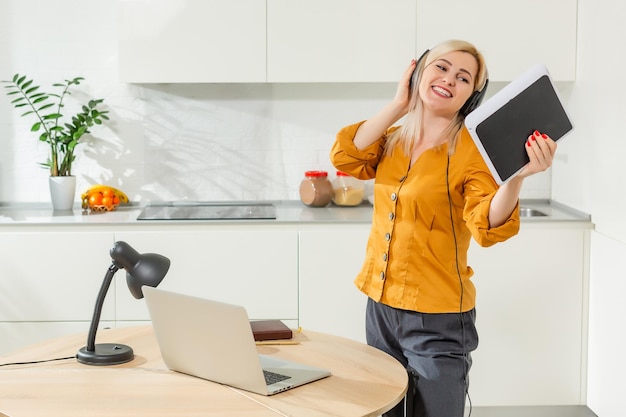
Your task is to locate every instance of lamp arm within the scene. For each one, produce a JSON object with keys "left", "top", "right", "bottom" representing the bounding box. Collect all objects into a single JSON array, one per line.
[{"left": 84, "top": 264, "right": 119, "bottom": 352}]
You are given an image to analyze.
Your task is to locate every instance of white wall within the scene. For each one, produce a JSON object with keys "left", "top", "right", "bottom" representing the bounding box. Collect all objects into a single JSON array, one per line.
[
  {"left": 551, "top": 1, "right": 626, "bottom": 416},
  {"left": 0, "top": 0, "right": 551, "bottom": 204}
]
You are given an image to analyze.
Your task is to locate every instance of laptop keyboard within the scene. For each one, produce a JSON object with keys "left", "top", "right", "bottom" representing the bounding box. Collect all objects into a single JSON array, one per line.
[{"left": 263, "top": 370, "right": 291, "bottom": 385}]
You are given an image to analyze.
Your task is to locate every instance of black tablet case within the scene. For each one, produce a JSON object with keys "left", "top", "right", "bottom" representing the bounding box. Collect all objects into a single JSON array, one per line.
[{"left": 467, "top": 72, "right": 573, "bottom": 183}]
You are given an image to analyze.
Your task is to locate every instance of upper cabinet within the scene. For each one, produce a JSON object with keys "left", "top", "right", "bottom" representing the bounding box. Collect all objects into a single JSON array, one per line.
[
  {"left": 416, "top": 0, "right": 578, "bottom": 82},
  {"left": 118, "top": 0, "right": 266, "bottom": 83},
  {"left": 117, "top": 0, "right": 577, "bottom": 83},
  {"left": 267, "top": 0, "right": 416, "bottom": 82}
]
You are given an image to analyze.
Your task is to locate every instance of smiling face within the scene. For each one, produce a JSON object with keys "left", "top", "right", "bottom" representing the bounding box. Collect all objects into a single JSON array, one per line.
[{"left": 418, "top": 50, "right": 479, "bottom": 117}]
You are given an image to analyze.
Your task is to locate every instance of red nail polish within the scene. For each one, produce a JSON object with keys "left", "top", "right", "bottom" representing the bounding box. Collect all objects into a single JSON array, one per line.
[
  {"left": 534, "top": 130, "right": 540, "bottom": 136},
  {"left": 541, "top": 133, "right": 548, "bottom": 139},
  {"left": 527, "top": 140, "right": 532, "bottom": 147},
  {"left": 531, "top": 136, "right": 536, "bottom": 141}
]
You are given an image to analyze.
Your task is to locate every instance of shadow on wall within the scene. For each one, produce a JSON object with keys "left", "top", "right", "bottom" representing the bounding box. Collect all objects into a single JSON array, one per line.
[
  {"left": 110, "top": 82, "right": 395, "bottom": 202},
  {"left": 138, "top": 83, "right": 278, "bottom": 202}
]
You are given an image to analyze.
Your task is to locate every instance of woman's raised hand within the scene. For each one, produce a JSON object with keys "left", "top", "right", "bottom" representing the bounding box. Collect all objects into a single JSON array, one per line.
[
  {"left": 519, "top": 130, "right": 558, "bottom": 178},
  {"left": 392, "top": 59, "right": 418, "bottom": 115}
]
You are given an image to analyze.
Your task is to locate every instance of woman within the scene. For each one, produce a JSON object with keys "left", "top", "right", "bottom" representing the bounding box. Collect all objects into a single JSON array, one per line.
[{"left": 330, "top": 39, "right": 556, "bottom": 417}]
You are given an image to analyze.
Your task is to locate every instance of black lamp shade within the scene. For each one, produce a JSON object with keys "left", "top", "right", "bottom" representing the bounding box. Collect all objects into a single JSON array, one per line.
[{"left": 110, "top": 241, "right": 170, "bottom": 299}]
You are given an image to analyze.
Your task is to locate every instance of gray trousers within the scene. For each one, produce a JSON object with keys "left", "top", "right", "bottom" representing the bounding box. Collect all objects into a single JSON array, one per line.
[{"left": 366, "top": 298, "right": 479, "bottom": 417}]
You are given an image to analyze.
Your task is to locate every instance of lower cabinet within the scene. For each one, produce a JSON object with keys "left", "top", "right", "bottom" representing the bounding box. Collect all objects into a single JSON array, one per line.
[
  {"left": 298, "top": 224, "right": 372, "bottom": 343},
  {"left": 0, "top": 221, "right": 590, "bottom": 407},
  {"left": 0, "top": 231, "right": 116, "bottom": 355},
  {"left": 468, "top": 224, "right": 589, "bottom": 406},
  {"left": 114, "top": 225, "right": 299, "bottom": 321},
  {"left": 298, "top": 222, "right": 590, "bottom": 406}
]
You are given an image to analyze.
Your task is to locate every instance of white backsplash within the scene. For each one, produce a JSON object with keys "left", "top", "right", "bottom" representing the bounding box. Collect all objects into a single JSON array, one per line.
[{"left": 0, "top": 81, "right": 551, "bottom": 203}]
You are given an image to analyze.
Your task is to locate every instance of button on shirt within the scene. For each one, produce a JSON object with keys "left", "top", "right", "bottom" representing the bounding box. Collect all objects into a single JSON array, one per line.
[{"left": 330, "top": 121, "right": 520, "bottom": 313}]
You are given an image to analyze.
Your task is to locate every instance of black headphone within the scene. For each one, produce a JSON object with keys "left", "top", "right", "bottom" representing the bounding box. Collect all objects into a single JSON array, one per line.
[{"left": 412, "top": 49, "right": 489, "bottom": 117}]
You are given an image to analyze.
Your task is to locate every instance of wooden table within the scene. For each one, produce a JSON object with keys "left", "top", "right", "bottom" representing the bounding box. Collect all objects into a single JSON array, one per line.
[{"left": 0, "top": 326, "right": 407, "bottom": 417}]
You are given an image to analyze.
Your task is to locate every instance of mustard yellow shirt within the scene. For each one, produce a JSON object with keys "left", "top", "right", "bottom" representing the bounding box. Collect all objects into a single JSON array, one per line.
[{"left": 330, "top": 121, "right": 520, "bottom": 313}]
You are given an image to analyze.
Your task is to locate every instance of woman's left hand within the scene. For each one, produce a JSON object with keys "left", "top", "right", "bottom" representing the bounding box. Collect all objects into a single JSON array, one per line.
[{"left": 518, "top": 130, "right": 558, "bottom": 178}]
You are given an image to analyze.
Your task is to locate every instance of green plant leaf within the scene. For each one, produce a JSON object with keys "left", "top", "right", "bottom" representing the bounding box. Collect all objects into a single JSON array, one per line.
[
  {"left": 24, "top": 86, "right": 39, "bottom": 95},
  {"left": 37, "top": 103, "right": 55, "bottom": 111},
  {"left": 31, "top": 122, "right": 41, "bottom": 132}
]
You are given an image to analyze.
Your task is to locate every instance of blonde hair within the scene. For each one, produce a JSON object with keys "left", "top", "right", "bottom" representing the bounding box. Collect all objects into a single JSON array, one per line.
[{"left": 385, "top": 39, "right": 488, "bottom": 156}]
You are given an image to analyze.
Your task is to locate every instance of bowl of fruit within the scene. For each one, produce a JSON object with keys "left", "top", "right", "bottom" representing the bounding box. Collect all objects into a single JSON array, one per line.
[{"left": 81, "top": 185, "right": 129, "bottom": 212}]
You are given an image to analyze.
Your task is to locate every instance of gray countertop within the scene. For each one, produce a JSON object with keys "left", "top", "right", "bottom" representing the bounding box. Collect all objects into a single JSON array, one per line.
[{"left": 0, "top": 199, "right": 591, "bottom": 226}]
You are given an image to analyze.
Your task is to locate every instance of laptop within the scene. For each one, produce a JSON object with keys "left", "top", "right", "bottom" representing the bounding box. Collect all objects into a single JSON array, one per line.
[
  {"left": 143, "top": 287, "right": 331, "bottom": 395},
  {"left": 465, "top": 63, "right": 573, "bottom": 184}
]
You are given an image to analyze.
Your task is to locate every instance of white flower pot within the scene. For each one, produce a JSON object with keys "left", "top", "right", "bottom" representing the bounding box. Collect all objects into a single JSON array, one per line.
[{"left": 49, "top": 176, "right": 76, "bottom": 211}]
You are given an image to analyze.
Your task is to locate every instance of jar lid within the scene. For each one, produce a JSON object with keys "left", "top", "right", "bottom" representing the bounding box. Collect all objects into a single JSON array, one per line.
[
  {"left": 304, "top": 170, "right": 328, "bottom": 177},
  {"left": 336, "top": 171, "right": 350, "bottom": 176}
]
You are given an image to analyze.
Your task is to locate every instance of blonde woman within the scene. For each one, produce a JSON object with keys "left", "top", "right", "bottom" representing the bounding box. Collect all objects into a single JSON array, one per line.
[{"left": 330, "top": 39, "right": 556, "bottom": 417}]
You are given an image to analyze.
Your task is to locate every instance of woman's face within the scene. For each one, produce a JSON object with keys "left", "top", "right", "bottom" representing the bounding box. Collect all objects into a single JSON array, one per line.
[{"left": 418, "top": 50, "right": 479, "bottom": 117}]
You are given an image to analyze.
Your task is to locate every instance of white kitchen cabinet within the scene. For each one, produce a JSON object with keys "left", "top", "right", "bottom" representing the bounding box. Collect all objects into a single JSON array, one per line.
[
  {"left": 0, "top": 231, "right": 116, "bottom": 322},
  {"left": 0, "top": 213, "right": 591, "bottom": 406},
  {"left": 0, "top": 230, "right": 116, "bottom": 355},
  {"left": 117, "top": 0, "right": 576, "bottom": 83},
  {"left": 117, "top": 0, "right": 266, "bottom": 83},
  {"left": 267, "top": 0, "right": 416, "bottom": 82},
  {"left": 299, "top": 221, "right": 590, "bottom": 406},
  {"left": 468, "top": 224, "right": 590, "bottom": 405},
  {"left": 114, "top": 225, "right": 299, "bottom": 321},
  {"left": 298, "top": 224, "right": 372, "bottom": 343},
  {"left": 416, "top": 0, "right": 577, "bottom": 81}
]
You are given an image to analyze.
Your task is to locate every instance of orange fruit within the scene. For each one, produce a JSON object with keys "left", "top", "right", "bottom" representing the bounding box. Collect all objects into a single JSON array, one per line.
[
  {"left": 89, "top": 193, "right": 103, "bottom": 206},
  {"left": 102, "top": 188, "right": 115, "bottom": 198}
]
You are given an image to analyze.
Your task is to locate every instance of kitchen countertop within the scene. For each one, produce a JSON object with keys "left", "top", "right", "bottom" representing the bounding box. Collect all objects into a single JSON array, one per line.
[{"left": 0, "top": 199, "right": 591, "bottom": 226}]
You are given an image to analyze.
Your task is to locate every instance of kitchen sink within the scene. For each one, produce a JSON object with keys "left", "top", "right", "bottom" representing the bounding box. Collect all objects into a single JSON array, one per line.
[
  {"left": 519, "top": 207, "right": 548, "bottom": 217},
  {"left": 137, "top": 203, "right": 276, "bottom": 220}
]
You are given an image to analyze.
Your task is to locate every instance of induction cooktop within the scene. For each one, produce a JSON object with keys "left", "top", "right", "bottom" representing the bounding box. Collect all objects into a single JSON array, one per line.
[{"left": 137, "top": 203, "right": 276, "bottom": 221}]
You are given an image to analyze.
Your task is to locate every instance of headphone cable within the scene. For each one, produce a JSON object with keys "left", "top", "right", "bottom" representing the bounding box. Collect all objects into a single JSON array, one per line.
[{"left": 446, "top": 154, "right": 472, "bottom": 417}]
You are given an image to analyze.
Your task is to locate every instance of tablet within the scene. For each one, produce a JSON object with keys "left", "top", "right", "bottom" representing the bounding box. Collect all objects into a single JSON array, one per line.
[{"left": 465, "top": 63, "right": 573, "bottom": 185}]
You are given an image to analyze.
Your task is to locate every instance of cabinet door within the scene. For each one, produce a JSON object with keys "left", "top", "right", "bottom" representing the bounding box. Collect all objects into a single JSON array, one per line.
[
  {"left": 114, "top": 226, "right": 298, "bottom": 321},
  {"left": 267, "top": 0, "right": 416, "bottom": 82},
  {"left": 416, "top": 0, "right": 577, "bottom": 81},
  {"left": 118, "top": 0, "right": 266, "bottom": 83},
  {"left": 468, "top": 226, "right": 587, "bottom": 405},
  {"left": 298, "top": 225, "right": 371, "bottom": 342},
  {"left": 0, "top": 231, "right": 116, "bottom": 322}
]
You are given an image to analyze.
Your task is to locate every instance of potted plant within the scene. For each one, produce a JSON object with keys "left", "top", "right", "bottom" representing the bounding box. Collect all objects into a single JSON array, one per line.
[{"left": 2, "top": 74, "right": 110, "bottom": 210}]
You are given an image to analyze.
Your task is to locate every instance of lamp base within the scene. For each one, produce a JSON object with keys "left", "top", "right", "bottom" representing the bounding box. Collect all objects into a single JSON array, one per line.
[{"left": 76, "top": 343, "right": 134, "bottom": 365}]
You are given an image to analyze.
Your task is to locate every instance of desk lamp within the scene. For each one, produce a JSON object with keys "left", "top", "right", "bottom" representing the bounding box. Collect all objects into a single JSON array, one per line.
[{"left": 76, "top": 241, "right": 170, "bottom": 365}]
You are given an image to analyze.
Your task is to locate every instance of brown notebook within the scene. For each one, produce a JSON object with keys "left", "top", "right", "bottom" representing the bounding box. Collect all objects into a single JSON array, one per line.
[{"left": 250, "top": 320, "right": 293, "bottom": 341}]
